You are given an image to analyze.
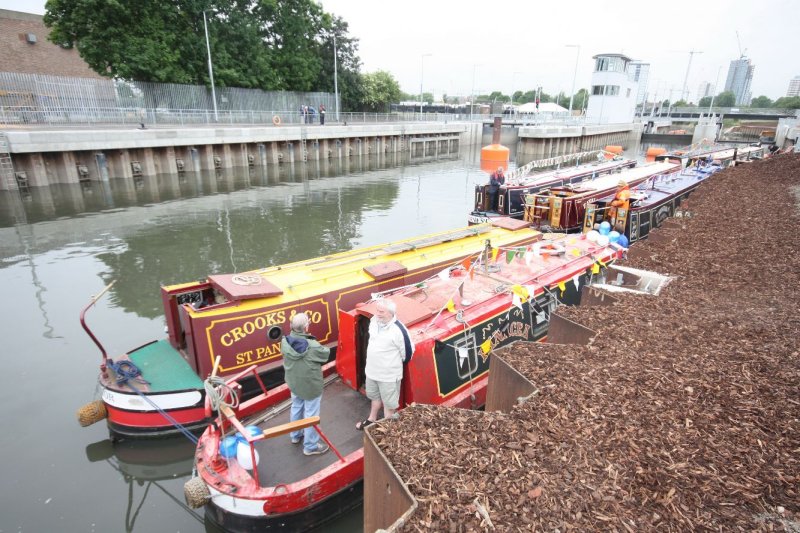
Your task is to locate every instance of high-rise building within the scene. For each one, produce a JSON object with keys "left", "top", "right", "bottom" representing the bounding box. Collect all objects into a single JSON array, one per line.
[
  {"left": 787, "top": 76, "right": 800, "bottom": 97},
  {"left": 696, "top": 82, "right": 714, "bottom": 103},
  {"left": 724, "top": 58, "right": 754, "bottom": 106},
  {"left": 628, "top": 61, "right": 649, "bottom": 106}
]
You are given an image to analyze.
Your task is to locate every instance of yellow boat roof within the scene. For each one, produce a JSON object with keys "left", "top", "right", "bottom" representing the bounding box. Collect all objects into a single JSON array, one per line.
[{"left": 168, "top": 222, "right": 541, "bottom": 317}]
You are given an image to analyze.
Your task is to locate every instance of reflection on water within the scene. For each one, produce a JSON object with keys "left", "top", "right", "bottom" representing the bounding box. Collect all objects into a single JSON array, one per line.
[{"left": 0, "top": 138, "right": 686, "bottom": 532}]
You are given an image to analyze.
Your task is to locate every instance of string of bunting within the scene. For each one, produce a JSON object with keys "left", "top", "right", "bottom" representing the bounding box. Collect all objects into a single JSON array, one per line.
[{"left": 506, "top": 149, "right": 604, "bottom": 182}]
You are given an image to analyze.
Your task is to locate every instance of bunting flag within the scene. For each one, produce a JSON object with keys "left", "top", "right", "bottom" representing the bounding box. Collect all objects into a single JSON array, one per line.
[
  {"left": 470, "top": 268, "right": 475, "bottom": 280},
  {"left": 510, "top": 284, "right": 530, "bottom": 301},
  {"left": 461, "top": 257, "right": 472, "bottom": 271},
  {"left": 438, "top": 268, "right": 450, "bottom": 281},
  {"left": 598, "top": 258, "right": 607, "bottom": 267},
  {"left": 557, "top": 281, "right": 566, "bottom": 295},
  {"left": 525, "top": 285, "right": 537, "bottom": 301},
  {"left": 491, "top": 247, "right": 499, "bottom": 262},
  {"left": 446, "top": 299, "right": 456, "bottom": 313},
  {"left": 570, "top": 248, "right": 581, "bottom": 257},
  {"left": 506, "top": 250, "right": 515, "bottom": 264},
  {"left": 480, "top": 338, "right": 492, "bottom": 355},
  {"left": 592, "top": 263, "right": 601, "bottom": 274},
  {"left": 524, "top": 251, "right": 534, "bottom": 266},
  {"left": 573, "top": 274, "right": 581, "bottom": 290},
  {"left": 458, "top": 282, "right": 465, "bottom": 298},
  {"left": 512, "top": 292, "right": 523, "bottom": 310}
]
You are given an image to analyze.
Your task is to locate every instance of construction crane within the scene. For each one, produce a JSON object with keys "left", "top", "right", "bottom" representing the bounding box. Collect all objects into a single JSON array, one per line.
[{"left": 736, "top": 31, "right": 748, "bottom": 59}]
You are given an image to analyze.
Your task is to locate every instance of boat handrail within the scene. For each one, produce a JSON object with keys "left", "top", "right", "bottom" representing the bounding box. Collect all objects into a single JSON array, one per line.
[{"left": 79, "top": 280, "right": 117, "bottom": 370}]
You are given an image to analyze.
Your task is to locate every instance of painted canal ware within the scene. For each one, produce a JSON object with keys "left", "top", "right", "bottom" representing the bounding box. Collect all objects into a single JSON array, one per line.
[
  {"left": 80, "top": 221, "right": 544, "bottom": 439},
  {"left": 187, "top": 234, "right": 623, "bottom": 531},
  {"left": 469, "top": 155, "right": 636, "bottom": 224},
  {"left": 523, "top": 161, "right": 682, "bottom": 232},
  {"left": 582, "top": 163, "right": 721, "bottom": 244}
]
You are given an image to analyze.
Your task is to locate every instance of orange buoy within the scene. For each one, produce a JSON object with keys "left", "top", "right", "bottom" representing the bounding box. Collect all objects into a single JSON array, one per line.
[
  {"left": 604, "top": 145, "right": 623, "bottom": 159},
  {"left": 481, "top": 117, "right": 510, "bottom": 171},
  {"left": 646, "top": 147, "right": 666, "bottom": 157}
]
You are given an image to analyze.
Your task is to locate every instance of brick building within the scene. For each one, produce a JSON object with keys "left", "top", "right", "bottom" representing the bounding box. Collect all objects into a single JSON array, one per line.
[{"left": 0, "top": 9, "right": 104, "bottom": 78}]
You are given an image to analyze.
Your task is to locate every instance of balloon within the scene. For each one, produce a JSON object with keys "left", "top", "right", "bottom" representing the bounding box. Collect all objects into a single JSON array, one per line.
[
  {"left": 599, "top": 221, "right": 611, "bottom": 236},
  {"left": 586, "top": 230, "right": 600, "bottom": 243},
  {"left": 236, "top": 441, "right": 260, "bottom": 470},
  {"left": 608, "top": 231, "right": 620, "bottom": 243},
  {"left": 244, "top": 425, "right": 263, "bottom": 438},
  {"left": 597, "top": 235, "right": 610, "bottom": 246},
  {"left": 219, "top": 436, "right": 238, "bottom": 459}
]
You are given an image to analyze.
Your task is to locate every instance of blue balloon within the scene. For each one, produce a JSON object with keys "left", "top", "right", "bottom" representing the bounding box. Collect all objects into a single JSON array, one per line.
[
  {"left": 219, "top": 436, "right": 238, "bottom": 459},
  {"left": 617, "top": 234, "right": 630, "bottom": 248},
  {"left": 599, "top": 221, "right": 611, "bottom": 236},
  {"left": 609, "top": 230, "right": 620, "bottom": 243},
  {"left": 236, "top": 425, "right": 264, "bottom": 443}
]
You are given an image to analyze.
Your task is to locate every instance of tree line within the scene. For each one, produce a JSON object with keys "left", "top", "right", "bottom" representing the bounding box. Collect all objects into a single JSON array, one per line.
[{"left": 666, "top": 92, "right": 800, "bottom": 109}]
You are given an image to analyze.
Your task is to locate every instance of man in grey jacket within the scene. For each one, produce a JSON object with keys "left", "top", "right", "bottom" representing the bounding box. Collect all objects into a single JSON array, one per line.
[{"left": 282, "top": 313, "right": 330, "bottom": 455}]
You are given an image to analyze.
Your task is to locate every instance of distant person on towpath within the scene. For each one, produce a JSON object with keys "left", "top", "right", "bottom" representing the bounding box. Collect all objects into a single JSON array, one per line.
[{"left": 319, "top": 104, "right": 326, "bottom": 125}]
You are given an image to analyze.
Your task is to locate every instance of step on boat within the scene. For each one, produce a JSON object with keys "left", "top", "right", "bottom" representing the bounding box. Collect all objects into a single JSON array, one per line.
[
  {"left": 469, "top": 153, "right": 636, "bottom": 224},
  {"left": 78, "top": 221, "right": 544, "bottom": 440},
  {"left": 582, "top": 162, "right": 721, "bottom": 244},
  {"left": 523, "top": 161, "right": 681, "bottom": 233},
  {"left": 184, "top": 235, "right": 624, "bottom": 532}
]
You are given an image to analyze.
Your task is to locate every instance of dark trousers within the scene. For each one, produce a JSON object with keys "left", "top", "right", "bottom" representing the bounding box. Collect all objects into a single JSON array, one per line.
[
  {"left": 488, "top": 190, "right": 498, "bottom": 212},
  {"left": 320, "top": 113, "right": 325, "bottom": 125}
]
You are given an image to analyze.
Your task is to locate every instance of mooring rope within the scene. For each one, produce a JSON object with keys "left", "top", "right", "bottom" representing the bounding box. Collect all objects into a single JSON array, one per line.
[
  {"left": 203, "top": 375, "right": 240, "bottom": 412},
  {"left": 107, "top": 358, "right": 199, "bottom": 445}
]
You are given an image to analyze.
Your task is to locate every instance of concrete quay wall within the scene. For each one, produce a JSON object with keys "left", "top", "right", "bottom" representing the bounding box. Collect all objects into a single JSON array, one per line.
[
  {"left": 3, "top": 122, "right": 483, "bottom": 189},
  {"left": 516, "top": 122, "right": 643, "bottom": 159}
]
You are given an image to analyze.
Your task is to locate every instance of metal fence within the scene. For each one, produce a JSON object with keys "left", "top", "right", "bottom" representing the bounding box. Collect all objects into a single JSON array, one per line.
[{"left": 0, "top": 71, "right": 337, "bottom": 126}]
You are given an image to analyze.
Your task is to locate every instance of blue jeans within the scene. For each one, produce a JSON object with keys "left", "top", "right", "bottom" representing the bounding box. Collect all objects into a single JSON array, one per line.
[{"left": 290, "top": 393, "right": 321, "bottom": 453}]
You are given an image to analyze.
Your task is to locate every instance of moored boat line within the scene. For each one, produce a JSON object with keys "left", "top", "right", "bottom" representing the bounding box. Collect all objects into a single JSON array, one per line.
[
  {"left": 79, "top": 221, "right": 545, "bottom": 439},
  {"left": 184, "top": 232, "right": 624, "bottom": 531}
]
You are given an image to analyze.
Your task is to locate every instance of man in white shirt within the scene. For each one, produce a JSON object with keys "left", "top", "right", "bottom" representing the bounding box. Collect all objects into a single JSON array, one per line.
[{"left": 355, "top": 299, "right": 414, "bottom": 430}]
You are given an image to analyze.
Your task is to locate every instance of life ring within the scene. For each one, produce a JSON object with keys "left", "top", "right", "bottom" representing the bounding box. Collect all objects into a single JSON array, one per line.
[
  {"left": 272, "top": 115, "right": 281, "bottom": 126},
  {"left": 537, "top": 242, "right": 566, "bottom": 256}
]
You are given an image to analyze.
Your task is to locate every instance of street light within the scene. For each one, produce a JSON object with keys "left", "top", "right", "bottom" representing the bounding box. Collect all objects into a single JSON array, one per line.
[
  {"left": 333, "top": 34, "right": 339, "bottom": 121},
  {"left": 202, "top": 10, "right": 218, "bottom": 122},
  {"left": 566, "top": 44, "right": 580, "bottom": 115},
  {"left": 510, "top": 71, "right": 522, "bottom": 111},
  {"left": 470, "top": 64, "right": 479, "bottom": 117},
  {"left": 419, "top": 53, "right": 432, "bottom": 115}
]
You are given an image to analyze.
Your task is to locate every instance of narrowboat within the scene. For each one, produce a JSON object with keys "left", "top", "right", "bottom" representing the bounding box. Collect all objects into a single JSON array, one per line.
[
  {"left": 78, "top": 222, "right": 544, "bottom": 440},
  {"left": 654, "top": 143, "right": 765, "bottom": 168},
  {"left": 582, "top": 163, "right": 721, "bottom": 244},
  {"left": 523, "top": 161, "right": 681, "bottom": 232},
  {"left": 468, "top": 155, "right": 636, "bottom": 224},
  {"left": 184, "top": 233, "right": 624, "bottom": 532}
]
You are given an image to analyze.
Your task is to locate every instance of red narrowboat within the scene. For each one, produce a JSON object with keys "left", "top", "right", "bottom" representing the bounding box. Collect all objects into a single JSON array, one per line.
[
  {"left": 79, "top": 222, "right": 544, "bottom": 439},
  {"left": 185, "top": 234, "right": 624, "bottom": 531}
]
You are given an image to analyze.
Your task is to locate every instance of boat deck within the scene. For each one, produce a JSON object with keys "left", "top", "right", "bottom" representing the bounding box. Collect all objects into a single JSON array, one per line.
[
  {"left": 127, "top": 340, "right": 203, "bottom": 392},
  {"left": 253, "top": 379, "right": 369, "bottom": 487}
]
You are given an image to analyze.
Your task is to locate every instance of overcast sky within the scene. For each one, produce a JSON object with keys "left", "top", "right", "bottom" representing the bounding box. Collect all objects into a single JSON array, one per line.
[{"left": 3, "top": 0, "right": 797, "bottom": 101}]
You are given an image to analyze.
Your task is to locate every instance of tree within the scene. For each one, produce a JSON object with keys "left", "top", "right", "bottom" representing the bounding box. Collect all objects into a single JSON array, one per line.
[
  {"left": 359, "top": 70, "right": 401, "bottom": 111},
  {"left": 772, "top": 96, "right": 800, "bottom": 109},
  {"left": 714, "top": 91, "right": 736, "bottom": 107},
  {"left": 571, "top": 88, "right": 588, "bottom": 112},
  {"left": 673, "top": 99, "right": 690, "bottom": 107},
  {"left": 698, "top": 96, "right": 712, "bottom": 107},
  {"left": 44, "top": 0, "right": 362, "bottom": 95},
  {"left": 750, "top": 95, "right": 773, "bottom": 108}
]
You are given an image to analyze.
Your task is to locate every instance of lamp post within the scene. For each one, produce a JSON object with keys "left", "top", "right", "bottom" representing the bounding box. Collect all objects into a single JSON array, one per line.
[
  {"left": 202, "top": 10, "right": 218, "bottom": 122},
  {"left": 333, "top": 34, "right": 339, "bottom": 121},
  {"left": 419, "top": 53, "right": 432, "bottom": 116},
  {"left": 470, "top": 64, "right": 478, "bottom": 118},
  {"left": 566, "top": 44, "right": 580, "bottom": 116}
]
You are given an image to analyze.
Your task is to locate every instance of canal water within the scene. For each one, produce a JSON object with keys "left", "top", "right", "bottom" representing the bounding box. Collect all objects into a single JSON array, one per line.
[{"left": 0, "top": 139, "right": 658, "bottom": 532}]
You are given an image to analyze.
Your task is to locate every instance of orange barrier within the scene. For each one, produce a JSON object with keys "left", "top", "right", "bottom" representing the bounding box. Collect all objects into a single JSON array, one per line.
[{"left": 604, "top": 145, "right": 623, "bottom": 159}]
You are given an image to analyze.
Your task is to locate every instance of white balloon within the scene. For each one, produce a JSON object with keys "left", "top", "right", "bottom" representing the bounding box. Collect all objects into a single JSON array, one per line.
[
  {"left": 586, "top": 230, "right": 600, "bottom": 243},
  {"left": 236, "top": 441, "right": 260, "bottom": 470},
  {"left": 597, "top": 235, "right": 610, "bottom": 246}
]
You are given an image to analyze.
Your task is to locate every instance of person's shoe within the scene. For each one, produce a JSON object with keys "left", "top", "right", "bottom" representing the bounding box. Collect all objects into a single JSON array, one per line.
[
  {"left": 303, "top": 442, "right": 329, "bottom": 456},
  {"left": 291, "top": 436, "right": 302, "bottom": 444}
]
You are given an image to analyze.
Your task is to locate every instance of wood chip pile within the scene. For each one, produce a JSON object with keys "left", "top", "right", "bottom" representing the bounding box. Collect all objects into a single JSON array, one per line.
[{"left": 370, "top": 153, "right": 800, "bottom": 531}]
